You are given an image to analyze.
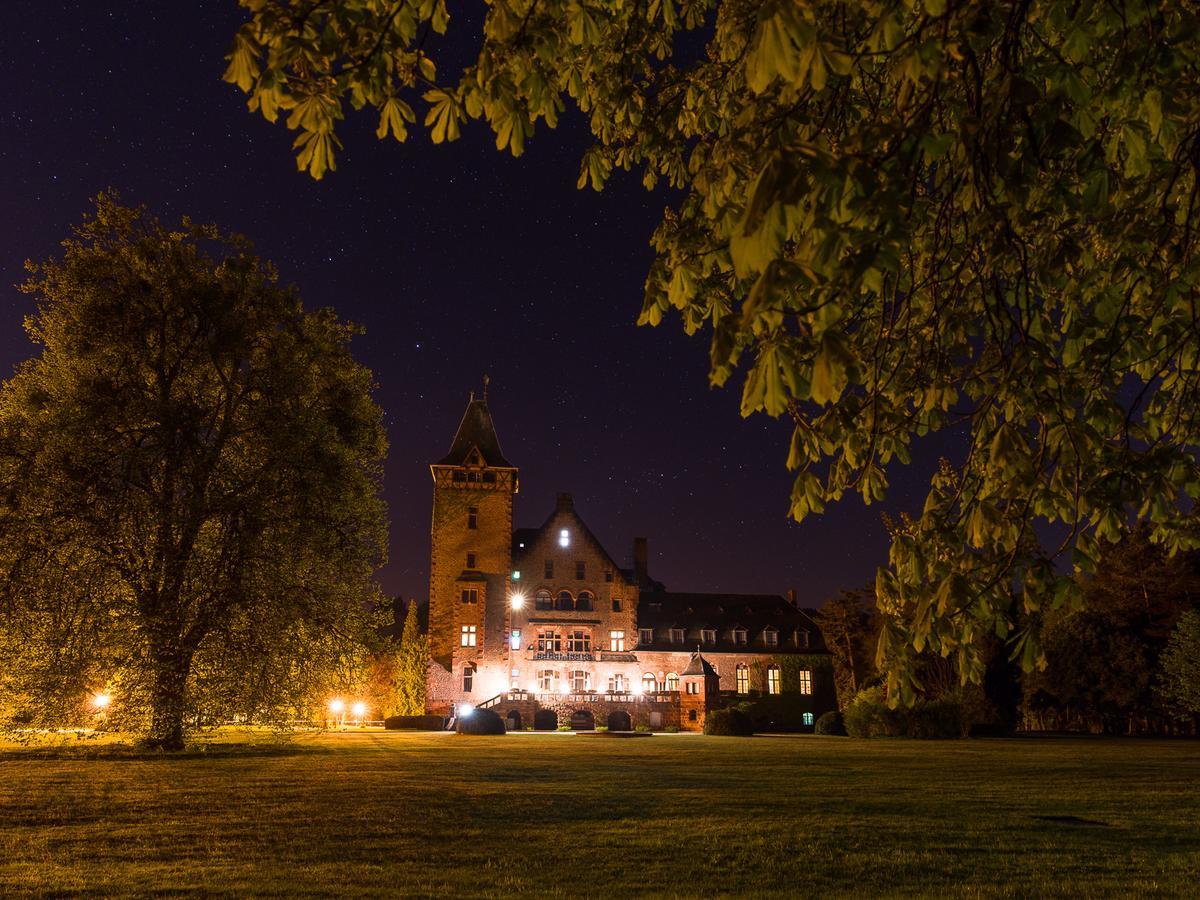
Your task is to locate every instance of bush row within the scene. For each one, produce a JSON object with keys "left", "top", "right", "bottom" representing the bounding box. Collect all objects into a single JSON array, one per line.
[{"left": 843, "top": 687, "right": 970, "bottom": 738}]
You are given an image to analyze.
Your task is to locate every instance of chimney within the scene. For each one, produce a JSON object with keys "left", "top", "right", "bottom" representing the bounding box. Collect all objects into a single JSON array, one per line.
[
  {"left": 556, "top": 492, "right": 574, "bottom": 513},
  {"left": 786, "top": 588, "right": 798, "bottom": 608},
  {"left": 633, "top": 537, "right": 648, "bottom": 583}
]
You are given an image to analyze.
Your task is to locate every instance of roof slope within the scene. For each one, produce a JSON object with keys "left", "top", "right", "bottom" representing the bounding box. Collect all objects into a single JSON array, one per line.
[
  {"left": 637, "top": 591, "right": 828, "bottom": 654},
  {"left": 681, "top": 650, "right": 719, "bottom": 678},
  {"left": 437, "top": 397, "right": 514, "bottom": 468}
]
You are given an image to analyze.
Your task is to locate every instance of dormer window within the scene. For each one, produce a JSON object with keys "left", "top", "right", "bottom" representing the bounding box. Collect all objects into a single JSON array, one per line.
[
  {"left": 701, "top": 629, "right": 716, "bottom": 645},
  {"left": 733, "top": 628, "right": 748, "bottom": 646},
  {"left": 638, "top": 627, "right": 653, "bottom": 645},
  {"left": 764, "top": 628, "right": 778, "bottom": 647},
  {"left": 669, "top": 627, "right": 684, "bottom": 644}
]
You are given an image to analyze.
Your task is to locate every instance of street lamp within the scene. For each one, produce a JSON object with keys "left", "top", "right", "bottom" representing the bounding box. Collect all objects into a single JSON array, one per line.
[
  {"left": 91, "top": 693, "right": 111, "bottom": 712},
  {"left": 328, "top": 698, "right": 345, "bottom": 728},
  {"left": 351, "top": 701, "right": 367, "bottom": 724}
]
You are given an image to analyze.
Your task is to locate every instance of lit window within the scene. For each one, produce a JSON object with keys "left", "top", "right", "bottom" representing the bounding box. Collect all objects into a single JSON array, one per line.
[
  {"left": 463, "top": 664, "right": 474, "bottom": 692},
  {"left": 535, "top": 590, "right": 552, "bottom": 610},
  {"left": 512, "top": 570, "right": 521, "bottom": 581},
  {"left": 767, "top": 665, "right": 781, "bottom": 695},
  {"left": 575, "top": 560, "right": 586, "bottom": 579},
  {"left": 799, "top": 669, "right": 813, "bottom": 695},
  {"left": 559, "top": 529, "right": 570, "bottom": 547},
  {"left": 510, "top": 629, "right": 521, "bottom": 650},
  {"left": 802, "top": 712, "right": 814, "bottom": 726},
  {"left": 608, "top": 673, "right": 627, "bottom": 693},
  {"left": 567, "top": 630, "right": 591, "bottom": 653},
  {"left": 556, "top": 590, "right": 574, "bottom": 611},
  {"left": 510, "top": 667, "right": 520, "bottom": 688},
  {"left": 733, "top": 628, "right": 747, "bottom": 645},
  {"left": 641, "top": 673, "right": 657, "bottom": 693},
  {"left": 638, "top": 628, "right": 653, "bottom": 646},
  {"left": 610, "top": 630, "right": 626, "bottom": 652},
  {"left": 538, "top": 669, "right": 557, "bottom": 692},
  {"left": 544, "top": 559, "right": 554, "bottom": 579},
  {"left": 466, "top": 552, "right": 476, "bottom": 569},
  {"left": 537, "top": 630, "right": 561, "bottom": 653},
  {"left": 570, "top": 669, "right": 590, "bottom": 691},
  {"left": 764, "top": 628, "right": 778, "bottom": 647},
  {"left": 666, "top": 673, "right": 679, "bottom": 691},
  {"left": 736, "top": 664, "right": 749, "bottom": 694},
  {"left": 460, "top": 625, "right": 476, "bottom": 647},
  {"left": 686, "top": 681, "right": 699, "bottom": 695},
  {"left": 701, "top": 629, "right": 716, "bottom": 645},
  {"left": 576, "top": 590, "right": 594, "bottom": 611},
  {"left": 612, "top": 598, "right": 622, "bottom": 612},
  {"left": 669, "top": 627, "right": 684, "bottom": 644},
  {"left": 467, "top": 507, "right": 477, "bottom": 529},
  {"left": 460, "top": 588, "right": 477, "bottom": 604}
]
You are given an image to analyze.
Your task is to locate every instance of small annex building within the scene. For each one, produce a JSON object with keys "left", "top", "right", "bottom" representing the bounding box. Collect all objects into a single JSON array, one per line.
[{"left": 425, "top": 389, "right": 837, "bottom": 732}]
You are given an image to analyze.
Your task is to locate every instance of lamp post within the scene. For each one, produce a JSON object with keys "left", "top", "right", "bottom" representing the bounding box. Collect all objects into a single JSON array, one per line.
[{"left": 508, "top": 589, "right": 525, "bottom": 698}]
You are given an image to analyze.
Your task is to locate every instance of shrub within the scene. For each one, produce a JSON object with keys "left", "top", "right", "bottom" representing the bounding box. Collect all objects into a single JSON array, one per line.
[
  {"left": 664, "top": 725, "right": 679, "bottom": 733},
  {"left": 815, "top": 711, "right": 847, "bottom": 736},
  {"left": 703, "top": 708, "right": 755, "bottom": 736},
  {"left": 634, "top": 724, "right": 651, "bottom": 733},
  {"left": 594, "top": 725, "right": 609, "bottom": 732},
  {"left": 455, "top": 708, "right": 505, "bottom": 735},
  {"left": 844, "top": 687, "right": 905, "bottom": 738},
  {"left": 844, "top": 687, "right": 969, "bottom": 738},
  {"left": 557, "top": 724, "right": 572, "bottom": 732},
  {"left": 384, "top": 714, "right": 445, "bottom": 731}
]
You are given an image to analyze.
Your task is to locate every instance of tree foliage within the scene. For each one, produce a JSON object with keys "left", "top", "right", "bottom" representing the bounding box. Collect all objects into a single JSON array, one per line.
[
  {"left": 1160, "top": 609, "right": 1200, "bottom": 716},
  {"left": 396, "top": 599, "right": 429, "bottom": 715},
  {"left": 0, "top": 196, "right": 387, "bottom": 748},
  {"left": 814, "top": 587, "right": 877, "bottom": 707},
  {"left": 226, "top": 1, "right": 1200, "bottom": 695}
]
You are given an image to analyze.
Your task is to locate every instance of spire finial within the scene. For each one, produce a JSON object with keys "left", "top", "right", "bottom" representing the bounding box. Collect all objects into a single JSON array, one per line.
[{"left": 482, "top": 373, "right": 490, "bottom": 402}]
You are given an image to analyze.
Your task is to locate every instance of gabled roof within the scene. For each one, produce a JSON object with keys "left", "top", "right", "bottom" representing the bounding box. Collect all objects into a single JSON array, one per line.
[
  {"left": 436, "top": 396, "right": 514, "bottom": 469},
  {"left": 636, "top": 591, "right": 830, "bottom": 654},
  {"left": 681, "top": 650, "right": 718, "bottom": 678}
]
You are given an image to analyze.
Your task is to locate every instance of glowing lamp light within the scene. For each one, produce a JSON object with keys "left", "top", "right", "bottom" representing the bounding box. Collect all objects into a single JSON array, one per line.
[
  {"left": 459, "top": 703, "right": 475, "bottom": 717},
  {"left": 631, "top": 682, "right": 644, "bottom": 696},
  {"left": 512, "top": 569, "right": 521, "bottom": 581},
  {"left": 329, "top": 698, "right": 345, "bottom": 715},
  {"left": 510, "top": 591, "right": 525, "bottom": 610},
  {"left": 92, "top": 693, "right": 111, "bottom": 711},
  {"left": 351, "top": 701, "right": 367, "bottom": 719},
  {"left": 558, "top": 528, "right": 570, "bottom": 548}
]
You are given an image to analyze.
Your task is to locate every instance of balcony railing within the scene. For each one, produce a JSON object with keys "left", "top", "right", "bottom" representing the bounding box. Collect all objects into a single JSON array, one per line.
[{"left": 485, "top": 689, "right": 677, "bottom": 705}]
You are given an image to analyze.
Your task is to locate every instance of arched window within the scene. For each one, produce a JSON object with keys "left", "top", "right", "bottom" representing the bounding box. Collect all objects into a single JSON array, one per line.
[
  {"left": 665, "top": 673, "right": 679, "bottom": 691},
  {"left": 535, "top": 590, "right": 553, "bottom": 610},
  {"left": 767, "top": 665, "right": 781, "bottom": 695},
  {"left": 576, "top": 590, "right": 594, "bottom": 611},
  {"left": 735, "top": 664, "right": 750, "bottom": 695},
  {"left": 556, "top": 590, "right": 574, "bottom": 611},
  {"left": 641, "top": 672, "right": 657, "bottom": 693}
]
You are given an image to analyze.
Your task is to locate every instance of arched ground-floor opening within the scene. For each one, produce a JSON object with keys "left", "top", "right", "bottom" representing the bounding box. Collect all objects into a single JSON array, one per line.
[
  {"left": 606, "top": 710, "right": 632, "bottom": 731},
  {"left": 570, "top": 709, "right": 595, "bottom": 731},
  {"left": 534, "top": 709, "right": 558, "bottom": 731},
  {"left": 505, "top": 710, "right": 522, "bottom": 731}
]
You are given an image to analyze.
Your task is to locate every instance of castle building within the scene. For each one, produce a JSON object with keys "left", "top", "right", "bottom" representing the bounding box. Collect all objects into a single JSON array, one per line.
[{"left": 425, "top": 390, "right": 836, "bottom": 732}]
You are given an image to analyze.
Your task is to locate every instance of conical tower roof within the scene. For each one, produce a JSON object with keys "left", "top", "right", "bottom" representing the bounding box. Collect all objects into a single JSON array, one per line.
[
  {"left": 437, "top": 390, "right": 514, "bottom": 469},
  {"left": 681, "top": 648, "right": 718, "bottom": 678}
]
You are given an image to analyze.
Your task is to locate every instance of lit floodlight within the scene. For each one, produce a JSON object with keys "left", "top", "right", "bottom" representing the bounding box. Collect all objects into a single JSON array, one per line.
[
  {"left": 459, "top": 703, "right": 474, "bottom": 717},
  {"left": 510, "top": 591, "right": 525, "bottom": 610},
  {"left": 351, "top": 701, "right": 367, "bottom": 719},
  {"left": 512, "top": 569, "right": 521, "bottom": 581},
  {"left": 92, "top": 693, "right": 111, "bottom": 711},
  {"left": 631, "top": 681, "right": 644, "bottom": 696},
  {"left": 328, "top": 698, "right": 345, "bottom": 714},
  {"left": 558, "top": 528, "right": 570, "bottom": 547}
]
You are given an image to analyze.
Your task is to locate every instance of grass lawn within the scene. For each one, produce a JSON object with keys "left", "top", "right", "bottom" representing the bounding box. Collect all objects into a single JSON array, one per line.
[{"left": 1, "top": 731, "right": 1198, "bottom": 897}]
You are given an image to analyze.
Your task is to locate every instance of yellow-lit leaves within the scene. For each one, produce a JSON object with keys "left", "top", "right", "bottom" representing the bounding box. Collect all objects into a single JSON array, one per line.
[
  {"left": 376, "top": 98, "right": 415, "bottom": 142},
  {"left": 745, "top": 7, "right": 850, "bottom": 94},
  {"left": 423, "top": 89, "right": 463, "bottom": 144},
  {"left": 577, "top": 146, "right": 612, "bottom": 191},
  {"left": 810, "top": 332, "right": 855, "bottom": 405},
  {"left": 222, "top": 33, "right": 260, "bottom": 92}
]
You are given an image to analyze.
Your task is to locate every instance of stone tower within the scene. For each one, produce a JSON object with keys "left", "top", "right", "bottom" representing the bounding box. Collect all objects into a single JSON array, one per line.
[{"left": 426, "top": 384, "right": 518, "bottom": 712}]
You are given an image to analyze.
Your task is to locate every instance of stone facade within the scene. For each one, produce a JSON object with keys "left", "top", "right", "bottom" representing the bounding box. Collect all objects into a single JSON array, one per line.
[{"left": 426, "top": 392, "right": 837, "bottom": 732}]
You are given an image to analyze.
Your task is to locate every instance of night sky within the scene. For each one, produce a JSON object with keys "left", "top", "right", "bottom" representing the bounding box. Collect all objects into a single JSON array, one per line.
[{"left": 1, "top": 3, "right": 947, "bottom": 607}]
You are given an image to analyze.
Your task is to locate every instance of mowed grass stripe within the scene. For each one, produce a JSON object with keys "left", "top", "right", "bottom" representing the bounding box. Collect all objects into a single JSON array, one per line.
[{"left": 1, "top": 732, "right": 1197, "bottom": 896}]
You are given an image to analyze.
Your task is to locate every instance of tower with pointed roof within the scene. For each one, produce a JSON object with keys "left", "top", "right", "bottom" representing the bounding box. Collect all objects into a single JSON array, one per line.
[{"left": 426, "top": 382, "right": 518, "bottom": 712}]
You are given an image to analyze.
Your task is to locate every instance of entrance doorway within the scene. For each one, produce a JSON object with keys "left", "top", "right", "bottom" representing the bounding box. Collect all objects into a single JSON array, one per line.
[
  {"left": 606, "top": 710, "right": 632, "bottom": 731},
  {"left": 534, "top": 709, "right": 558, "bottom": 731}
]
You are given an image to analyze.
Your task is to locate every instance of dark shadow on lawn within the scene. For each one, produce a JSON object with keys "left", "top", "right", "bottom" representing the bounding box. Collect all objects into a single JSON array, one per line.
[
  {"left": 0, "top": 740, "right": 322, "bottom": 762},
  {"left": 1031, "top": 815, "right": 1111, "bottom": 827}
]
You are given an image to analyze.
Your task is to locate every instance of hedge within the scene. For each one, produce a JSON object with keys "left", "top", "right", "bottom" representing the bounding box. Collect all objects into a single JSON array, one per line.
[
  {"left": 703, "top": 707, "right": 755, "bottom": 736},
  {"left": 383, "top": 714, "right": 445, "bottom": 731},
  {"left": 455, "top": 708, "right": 506, "bottom": 735}
]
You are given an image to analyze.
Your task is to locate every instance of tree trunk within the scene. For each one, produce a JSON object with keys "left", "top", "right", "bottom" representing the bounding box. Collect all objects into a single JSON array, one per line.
[{"left": 145, "top": 642, "right": 193, "bottom": 751}]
